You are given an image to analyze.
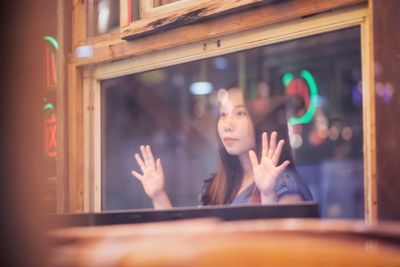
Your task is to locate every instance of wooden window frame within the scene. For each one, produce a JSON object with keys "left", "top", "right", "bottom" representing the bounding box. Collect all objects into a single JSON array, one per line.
[
  {"left": 121, "top": 0, "right": 283, "bottom": 40},
  {"left": 75, "top": 4, "right": 376, "bottom": 223},
  {"left": 140, "top": 0, "right": 213, "bottom": 20},
  {"left": 71, "top": 0, "right": 365, "bottom": 64}
]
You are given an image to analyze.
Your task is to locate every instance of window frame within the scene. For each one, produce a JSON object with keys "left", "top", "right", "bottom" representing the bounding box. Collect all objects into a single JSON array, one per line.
[
  {"left": 79, "top": 5, "right": 376, "bottom": 222},
  {"left": 71, "top": 0, "right": 366, "bottom": 67},
  {"left": 139, "top": 0, "right": 213, "bottom": 20},
  {"left": 121, "top": 0, "right": 281, "bottom": 40}
]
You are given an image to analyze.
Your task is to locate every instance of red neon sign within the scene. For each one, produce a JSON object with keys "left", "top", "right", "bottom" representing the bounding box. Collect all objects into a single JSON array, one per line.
[
  {"left": 45, "top": 46, "right": 57, "bottom": 87},
  {"left": 44, "top": 113, "right": 57, "bottom": 158},
  {"left": 286, "top": 78, "right": 310, "bottom": 110}
]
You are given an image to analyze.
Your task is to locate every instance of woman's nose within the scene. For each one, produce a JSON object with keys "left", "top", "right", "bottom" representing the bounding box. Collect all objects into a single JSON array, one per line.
[{"left": 224, "top": 115, "right": 235, "bottom": 132}]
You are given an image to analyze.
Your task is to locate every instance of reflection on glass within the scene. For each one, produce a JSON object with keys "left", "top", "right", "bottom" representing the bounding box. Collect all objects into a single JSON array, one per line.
[
  {"left": 130, "top": 0, "right": 140, "bottom": 22},
  {"left": 93, "top": 0, "right": 119, "bottom": 35},
  {"left": 101, "top": 27, "right": 363, "bottom": 218}
]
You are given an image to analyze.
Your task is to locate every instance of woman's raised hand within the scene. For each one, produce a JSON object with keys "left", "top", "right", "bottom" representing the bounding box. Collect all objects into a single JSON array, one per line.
[
  {"left": 131, "top": 145, "right": 166, "bottom": 200},
  {"left": 249, "top": 132, "right": 290, "bottom": 201}
]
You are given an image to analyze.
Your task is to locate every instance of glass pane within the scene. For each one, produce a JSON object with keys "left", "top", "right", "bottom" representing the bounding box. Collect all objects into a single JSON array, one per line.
[
  {"left": 92, "top": 0, "right": 120, "bottom": 36},
  {"left": 130, "top": 0, "right": 140, "bottom": 22},
  {"left": 101, "top": 27, "right": 363, "bottom": 218}
]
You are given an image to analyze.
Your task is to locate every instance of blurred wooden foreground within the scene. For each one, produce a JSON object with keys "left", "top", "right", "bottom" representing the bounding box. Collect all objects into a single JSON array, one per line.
[{"left": 48, "top": 218, "right": 400, "bottom": 267}]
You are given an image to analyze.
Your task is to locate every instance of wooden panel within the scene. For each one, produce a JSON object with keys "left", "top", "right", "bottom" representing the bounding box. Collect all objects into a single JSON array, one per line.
[
  {"left": 68, "top": 64, "right": 84, "bottom": 212},
  {"left": 56, "top": 0, "right": 70, "bottom": 213},
  {"left": 72, "top": 0, "right": 86, "bottom": 46},
  {"left": 120, "top": 0, "right": 130, "bottom": 27},
  {"left": 361, "top": 14, "right": 377, "bottom": 224},
  {"left": 371, "top": 0, "right": 400, "bottom": 220},
  {"left": 71, "top": 0, "right": 366, "bottom": 66}
]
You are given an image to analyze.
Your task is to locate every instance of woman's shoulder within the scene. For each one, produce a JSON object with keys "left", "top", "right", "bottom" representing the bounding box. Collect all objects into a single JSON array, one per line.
[{"left": 275, "top": 169, "right": 313, "bottom": 201}]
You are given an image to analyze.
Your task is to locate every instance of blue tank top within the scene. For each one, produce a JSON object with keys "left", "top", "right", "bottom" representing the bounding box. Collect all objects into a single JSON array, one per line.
[{"left": 231, "top": 169, "right": 313, "bottom": 205}]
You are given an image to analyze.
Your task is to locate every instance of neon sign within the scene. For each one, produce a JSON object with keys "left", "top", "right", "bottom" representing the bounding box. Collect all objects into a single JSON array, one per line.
[
  {"left": 283, "top": 69, "right": 319, "bottom": 125},
  {"left": 44, "top": 35, "right": 58, "bottom": 87},
  {"left": 43, "top": 36, "right": 58, "bottom": 158},
  {"left": 43, "top": 102, "right": 57, "bottom": 158}
]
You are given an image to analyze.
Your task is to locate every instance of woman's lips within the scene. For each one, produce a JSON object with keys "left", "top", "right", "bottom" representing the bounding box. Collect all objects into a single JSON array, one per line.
[{"left": 223, "top": 137, "right": 238, "bottom": 146}]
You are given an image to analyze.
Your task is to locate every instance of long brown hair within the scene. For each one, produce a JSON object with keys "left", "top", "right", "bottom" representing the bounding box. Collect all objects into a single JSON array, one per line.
[{"left": 201, "top": 86, "right": 296, "bottom": 205}]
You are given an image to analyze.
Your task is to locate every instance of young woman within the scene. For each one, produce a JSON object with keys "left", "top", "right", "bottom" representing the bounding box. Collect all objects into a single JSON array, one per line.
[{"left": 131, "top": 86, "right": 312, "bottom": 209}]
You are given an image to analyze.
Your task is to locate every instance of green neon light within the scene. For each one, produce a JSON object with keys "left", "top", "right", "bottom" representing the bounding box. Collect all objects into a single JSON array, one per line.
[
  {"left": 43, "top": 35, "right": 59, "bottom": 50},
  {"left": 43, "top": 103, "right": 54, "bottom": 110},
  {"left": 288, "top": 69, "right": 319, "bottom": 125},
  {"left": 282, "top": 72, "right": 294, "bottom": 87}
]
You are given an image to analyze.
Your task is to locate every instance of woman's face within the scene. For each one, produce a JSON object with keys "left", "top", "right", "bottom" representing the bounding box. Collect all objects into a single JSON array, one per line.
[{"left": 217, "top": 88, "right": 255, "bottom": 156}]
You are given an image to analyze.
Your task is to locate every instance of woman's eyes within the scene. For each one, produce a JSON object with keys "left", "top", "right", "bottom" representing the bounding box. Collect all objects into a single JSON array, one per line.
[
  {"left": 236, "top": 110, "right": 247, "bottom": 116},
  {"left": 219, "top": 110, "right": 247, "bottom": 118}
]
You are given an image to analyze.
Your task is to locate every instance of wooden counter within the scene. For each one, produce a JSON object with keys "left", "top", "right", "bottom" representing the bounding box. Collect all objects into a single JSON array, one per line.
[{"left": 49, "top": 218, "right": 400, "bottom": 267}]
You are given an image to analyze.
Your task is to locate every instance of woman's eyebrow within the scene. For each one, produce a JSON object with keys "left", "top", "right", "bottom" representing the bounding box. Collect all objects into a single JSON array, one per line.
[
  {"left": 233, "top": 105, "right": 246, "bottom": 109},
  {"left": 220, "top": 104, "right": 246, "bottom": 111}
]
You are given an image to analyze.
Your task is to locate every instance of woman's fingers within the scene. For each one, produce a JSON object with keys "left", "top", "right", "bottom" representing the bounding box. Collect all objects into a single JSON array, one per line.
[
  {"left": 131, "top": 170, "right": 143, "bottom": 181},
  {"left": 140, "top": 145, "right": 147, "bottom": 165},
  {"left": 272, "top": 140, "right": 285, "bottom": 165},
  {"left": 138, "top": 145, "right": 157, "bottom": 169},
  {"left": 146, "top": 145, "right": 156, "bottom": 168},
  {"left": 135, "top": 145, "right": 159, "bottom": 173},
  {"left": 268, "top": 131, "right": 277, "bottom": 158},
  {"left": 156, "top": 158, "right": 163, "bottom": 177},
  {"left": 276, "top": 160, "right": 290, "bottom": 173},
  {"left": 262, "top": 132, "right": 268, "bottom": 157},
  {"left": 249, "top": 150, "right": 259, "bottom": 170},
  {"left": 135, "top": 153, "right": 146, "bottom": 172}
]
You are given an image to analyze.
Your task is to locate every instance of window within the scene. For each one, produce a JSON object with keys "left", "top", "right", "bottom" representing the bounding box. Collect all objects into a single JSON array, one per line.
[
  {"left": 100, "top": 27, "right": 364, "bottom": 218},
  {"left": 79, "top": 5, "right": 373, "bottom": 218}
]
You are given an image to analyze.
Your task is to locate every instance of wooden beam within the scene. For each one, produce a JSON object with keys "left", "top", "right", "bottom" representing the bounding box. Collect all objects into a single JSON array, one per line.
[
  {"left": 56, "top": 0, "right": 67, "bottom": 213},
  {"left": 361, "top": 3, "right": 377, "bottom": 224},
  {"left": 371, "top": 0, "right": 400, "bottom": 220},
  {"left": 68, "top": 64, "right": 84, "bottom": 212},
  {"left": 71, "top": 0, "right": 366, "bottom": 66},
  {"left": 72, "top": 0, "right": 87, "bottom": 47}
]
